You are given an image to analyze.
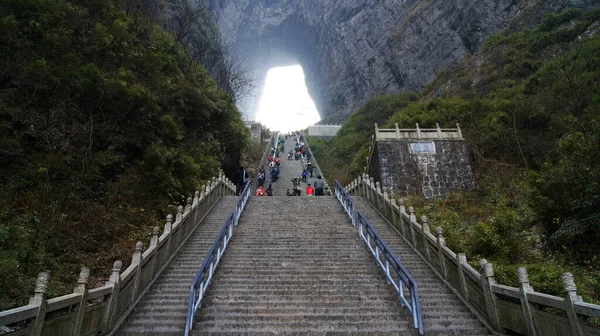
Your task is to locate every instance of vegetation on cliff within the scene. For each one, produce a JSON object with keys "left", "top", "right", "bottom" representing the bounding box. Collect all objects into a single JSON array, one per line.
[
  {"left": 310, "top": 8, "right": 600, "bottom": 302},
  {"left": 0, "top": 0, "right": 248, "bottom": 308}
]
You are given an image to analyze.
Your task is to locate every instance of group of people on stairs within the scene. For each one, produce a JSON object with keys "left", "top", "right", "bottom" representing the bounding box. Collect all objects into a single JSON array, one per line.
[
  {"left": 237, "top": 132, "right": 331, "bottom": 197},
  {"left": 285, "top": 132, "right": 331, "bottom": 197},
  {"left": 255, "top": 135, "right": 285, "bottom": 196}
]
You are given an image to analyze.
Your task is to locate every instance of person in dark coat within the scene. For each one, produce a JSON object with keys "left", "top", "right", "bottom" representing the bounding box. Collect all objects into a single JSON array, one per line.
[{"left": 236, "top": 166, "right": 248, "bottom": 195}]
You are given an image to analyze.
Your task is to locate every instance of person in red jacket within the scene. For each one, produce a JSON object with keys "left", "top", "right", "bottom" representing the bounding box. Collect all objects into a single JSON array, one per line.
[
  {"left": 255, "top": 186, "right": 265, "bottom": 196},
  {"left": 305, "top": 183, "right": 314, "bottom": 196}
]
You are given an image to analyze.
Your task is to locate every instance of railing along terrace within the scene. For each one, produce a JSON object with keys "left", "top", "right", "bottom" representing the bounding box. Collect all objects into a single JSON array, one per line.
[
  {"left": 0, "top": 172, "right": 237, "bottom": 336},
  {"left": 185, "top": 180, "right": 251, "bottom": 335},
  {"left": 333, "top": 181, "right": 423, "bottom": 335},
  {"left": 374, "top": 122, "right": 463, "bottom": 140},
  {"left": 344, "top": 173, "right": 600, "bottom": 336}
]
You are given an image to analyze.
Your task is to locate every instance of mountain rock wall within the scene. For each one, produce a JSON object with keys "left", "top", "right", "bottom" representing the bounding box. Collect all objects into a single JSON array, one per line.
[{"left": 196, "top": 0, "right": 595, "bottom": 122}]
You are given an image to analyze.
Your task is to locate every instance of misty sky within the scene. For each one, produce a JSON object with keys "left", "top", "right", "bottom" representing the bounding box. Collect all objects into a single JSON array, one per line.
[{"left": 256, "top": 65, "right": 321, "bottom": 132}]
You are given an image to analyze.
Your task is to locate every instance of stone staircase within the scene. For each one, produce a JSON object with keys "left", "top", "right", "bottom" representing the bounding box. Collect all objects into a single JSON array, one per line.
[
  {"left": 116, "top": 196, "right": 238, "bottom": 336},
  {"left": 192, "top": 196, "right": 417, "bottom": 334},
  {"left": 353, "top": 197, "right": 493, "bottom": 335}
]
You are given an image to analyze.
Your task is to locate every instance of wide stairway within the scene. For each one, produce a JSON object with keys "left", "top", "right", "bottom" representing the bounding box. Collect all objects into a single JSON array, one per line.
[
  {"left": 115, "top": 140, "right": 492, "bottom": 335},
  {"left": 117, "top": 197, "right": 238, "bottom": 335},
  {"left": 192, "top": 196, "right": 417, "bottom": 334}
]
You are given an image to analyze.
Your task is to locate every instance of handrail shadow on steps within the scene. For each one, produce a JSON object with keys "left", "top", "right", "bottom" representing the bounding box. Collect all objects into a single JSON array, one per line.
[
  {"left": 334, "top": 181, "right": 424, "bottom": 335},
  {"left": 184, "top": 180, "right": 251, "bottom": 336}
]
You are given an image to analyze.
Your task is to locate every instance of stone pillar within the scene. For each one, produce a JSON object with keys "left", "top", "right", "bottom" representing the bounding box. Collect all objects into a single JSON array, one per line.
[
  {"left": 421, "top": 216, "right": 431, "bottom": 261},
  {"left": 102, "top": 261, "right": 122, "bottom": 333},
  {"left": 185, "top": 197, "right": 192, "bottom": 214},
  {"left": 164, "top": 214, "right": 173, "bottom": 255},
  {"left": 561, "top": 272, "right": 585, "bottom": 336},
  {"left": 72, "top": 266, "right": 90, "bottom": 336},
  {"left": 416, "top": 123, "right": 421, "bottom": 139},
  {"left": 480, "top": 260, "right": 502, "bottom": 331},
  {"left": 193, "top": 191, "right": 199, "bottom": 207},
  {"left": 456, "top": 253, "right": 470, "bottom": 301},
  {"left": 374, "top": 123, "right": 379, "bottom": 140},
  {"left": 376, "top": 182, "right": 383, "bottom": 212},
  {"left": 398, "top": 199, "right": 406, "bottom": 237},
  {"left": 395, "top": 123, "right": 400, "bottom": 138},
  {"left": 369, "top": 177, "right": 376, "bottom": 208},
  {"left": 436, "top": 123, "right": 442, "bottom": 138},
  {"left": 390, "top": 198, "right": 398, "bottom": 231},
  {"left": 436, "top": 227, "right": 447, "bottom": 279},
  {"left": 457, "top": 123, "right": 463, "bottom": 139},
  {"left": 408, "top": 207, "right": 417, "bottom": 247},
  {"left": 131, "top": 241, "right": 144, "bottom": 302},
  {"left": 149, "top": 227, "right": 160, "bottom": 276},
  {"left": 199, "top": 186, "right": 206, "bottom": 213},
  {"left": 29, "top": 272, "right": 50, "bottom": 336},
  {"left": 176, "top": 205, "right": 183, "bottom": 223},
  {"left": 517, "top": 267, "right": 538, "bottom": 336}
]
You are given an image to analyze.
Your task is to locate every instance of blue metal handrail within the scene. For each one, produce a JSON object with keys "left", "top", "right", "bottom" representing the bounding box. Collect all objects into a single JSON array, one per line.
[
  {"left": 334, "top": 181, "right": 423, "bottom": 335},
  {"left": 334, "top": 181, "right": 356, "bottom": 226},
  {"left": 184, "top": 180, "right": 251, "bottom": 335},
  {"left": 357, "top": 211, "right": 423, "bottom": 334}
]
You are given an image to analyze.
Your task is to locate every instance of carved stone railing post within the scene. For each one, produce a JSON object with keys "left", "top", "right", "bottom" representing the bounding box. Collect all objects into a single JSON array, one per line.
[
  {"left": 390, "top": 198, "right": 398, "bottom": 230},
  {"left": 199, "top": 186, "right": 206, "bottom": 214},
  {"left": 29, "top": 271, "right": 50, "bottom": 336},
  {"left": 205, "top": 184, "right": 212, "bottom": 205},
  {"left": 373, "top": 182, "right": 381, "bottom": 213},
  {"left": 72, "top": 265, "right": 90, "bottom": 336},
  {"left": 517, "top": 267, "right": 538, "bottom": 336},
  {"left": 192, "top": 190, "right": 199, "bottom": 207},
  {"left": 408, "top": 206, "right": 417, "bottom": 247},
  {"left": 436, "top": 227, "right": 447, "bottom": 278},
  {"left": 421, "top": 216, "right": 431, "bottom": 261},
  {"left": 102, "top": 261, "right": 122, "bottom": 332},
  {"left": 456, "top": 253, "right": 469, "bottom": 301},
  {"left": 164, "top": 214, "right": 173, "bottom": 255},
  {"left": 480, "top": 260, "right": 502, "bottom": 331},
  {"left": 375, "top": 182, "right": 382, "bottom": 213},
  {"left": 367, "top": 176, "right": 374, "bottom": 204},
  {"left": 184, "top": 197, "right": 193, "bottom": 235},
  {"left": 131, "top": 241, "right": 143, "bottom": 301},
  {"left": 185, "top": 197, "right": 192, "bottom": 214},
  {"left": 149, "top": 227, "right": 160, "bottom": 276},
  {"left": 176, "top": 205, "right": 183, "bottom": 223},
  {"left": 382, "top": 191, "right": 389, "bottom": 219},
  {"left": 561, "top": 272, "right": 585, "bottom": 336},
  {"left": 398, "top": 199, "right": 406, "bottom": 236}
]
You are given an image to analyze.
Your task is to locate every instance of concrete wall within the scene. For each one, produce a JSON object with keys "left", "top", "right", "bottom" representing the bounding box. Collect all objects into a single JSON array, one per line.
[
  {"left": 369, "top": 139, "right": 475, "bottom": 198},
  {"left": 307, "top": 125, "right": 341, "bottom": 137}
]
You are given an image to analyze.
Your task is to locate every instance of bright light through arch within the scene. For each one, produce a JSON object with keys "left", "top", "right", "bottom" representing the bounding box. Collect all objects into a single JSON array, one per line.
[{"left": 256, "top": 65, "right": 320, "bottom": 133}]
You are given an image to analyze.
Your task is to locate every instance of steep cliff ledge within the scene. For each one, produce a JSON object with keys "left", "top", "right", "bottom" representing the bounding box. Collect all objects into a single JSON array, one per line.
[{"left": 201, "top": 0, "right": 596, "bottom": 122}]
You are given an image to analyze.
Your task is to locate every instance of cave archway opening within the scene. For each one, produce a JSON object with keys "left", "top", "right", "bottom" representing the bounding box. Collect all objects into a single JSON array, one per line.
[{"left": 256, "top": 65, "right": 320, "bottom": 133}]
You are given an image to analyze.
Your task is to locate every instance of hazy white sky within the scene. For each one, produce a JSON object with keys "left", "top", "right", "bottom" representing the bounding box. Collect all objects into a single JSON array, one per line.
[{"left": 256, "top": 65, "right": 321, "bottom": 133}]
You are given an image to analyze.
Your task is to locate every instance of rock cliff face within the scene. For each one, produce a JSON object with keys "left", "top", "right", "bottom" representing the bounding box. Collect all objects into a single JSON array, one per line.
[{"left": 197, "top": 0, "right": 594, "bottom": 122}]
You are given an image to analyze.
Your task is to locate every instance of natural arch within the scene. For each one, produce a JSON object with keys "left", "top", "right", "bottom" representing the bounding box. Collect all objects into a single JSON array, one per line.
[{"left": 205, "top": 0, "right": 539, "bottom": 122}]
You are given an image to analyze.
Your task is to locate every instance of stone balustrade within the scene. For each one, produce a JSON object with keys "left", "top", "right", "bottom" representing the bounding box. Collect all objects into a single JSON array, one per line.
[
  {"left": 0, "top": 173, "right": 236, "bottom": 336},
  {"left": 375, "top": 122, "right": 463, "bottom": 140},
  {"left": 345, "top": 173, "right": 600, "bottom": 336}
]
